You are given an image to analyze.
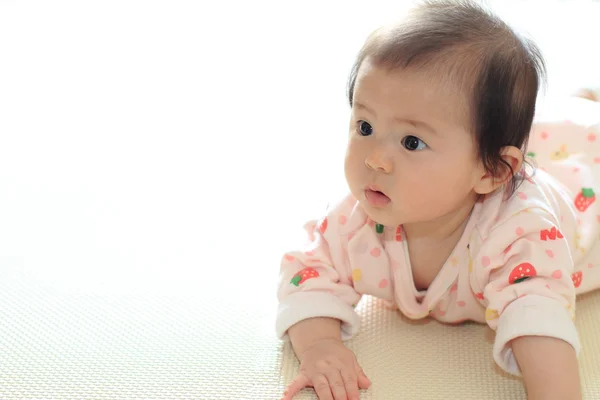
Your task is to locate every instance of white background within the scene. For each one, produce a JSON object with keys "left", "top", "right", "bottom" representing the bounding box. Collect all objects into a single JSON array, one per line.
[{"left": 0, "top": 0, "right": 599, "bottom": 303}]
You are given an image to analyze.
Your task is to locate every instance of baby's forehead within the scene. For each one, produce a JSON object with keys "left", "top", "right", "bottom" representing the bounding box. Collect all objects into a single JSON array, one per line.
[{"left": 356, "top": 59, "right": 474, "bottom": 126}]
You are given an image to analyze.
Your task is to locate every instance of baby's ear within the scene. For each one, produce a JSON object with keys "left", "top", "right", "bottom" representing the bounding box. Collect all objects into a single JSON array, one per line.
[{"left": 473, "top": 146, "right": 523, "bottom": 195}]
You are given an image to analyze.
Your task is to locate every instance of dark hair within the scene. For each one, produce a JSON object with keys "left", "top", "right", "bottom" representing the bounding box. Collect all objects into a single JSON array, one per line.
[{"left": 347, "top": 0, "right": 546, "bottom": 196}]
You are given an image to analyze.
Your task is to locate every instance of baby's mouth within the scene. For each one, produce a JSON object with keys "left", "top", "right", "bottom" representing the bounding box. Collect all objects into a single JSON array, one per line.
[{"left": 364, "top": 187, "right": 391, "bottom": 207}]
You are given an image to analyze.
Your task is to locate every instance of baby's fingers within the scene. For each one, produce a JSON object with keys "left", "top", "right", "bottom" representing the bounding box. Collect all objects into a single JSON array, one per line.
[
  {"left": 282, "top": 375, "right": 309, "bottom": 400},
  {"left": 325, "top": 369, "right": 348, "bottom": 400},
  {"left": 354, "top": 360, "right": 372, "bottom": 390},
  {"left": 313, "top": 373, "right": 335, "bottom": 400},
  {"left": 340, "top": 368, "right": 360, "bottom": 400}
]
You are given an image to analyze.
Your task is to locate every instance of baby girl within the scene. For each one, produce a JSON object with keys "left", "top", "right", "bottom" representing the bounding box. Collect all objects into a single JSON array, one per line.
[{"left": 276, "top": 1, "right": 600, "bottom": 399}]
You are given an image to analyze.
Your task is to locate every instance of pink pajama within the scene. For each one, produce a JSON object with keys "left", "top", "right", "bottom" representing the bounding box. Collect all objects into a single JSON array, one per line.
[{"left": 276, "top": 97, "right": 600, "bottom": 376}]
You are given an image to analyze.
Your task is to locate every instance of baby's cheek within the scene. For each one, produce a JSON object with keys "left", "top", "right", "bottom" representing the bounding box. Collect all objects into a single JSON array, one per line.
[{"left": 343, "top": 155, "right": 358, "bottom": 184}]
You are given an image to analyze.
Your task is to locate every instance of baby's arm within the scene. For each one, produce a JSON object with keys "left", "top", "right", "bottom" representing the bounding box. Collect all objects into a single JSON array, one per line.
[
  {"left": 276, "top": 210, "right": 363, "bottom": 342},
  {"left": 288, "top": 317, "right": 342, "bottom": 357},
  {"left": 277, "top": 200, "right": 370, "bottom": 399},
  {"left": 511, "top": 335, "right": 581, "bottom": 400},
  {"left": 473, "top": 209, "right": 581, "bottom": 398},
  {"left": 285, "top": 317, "right": 371, "bottom": 400}
]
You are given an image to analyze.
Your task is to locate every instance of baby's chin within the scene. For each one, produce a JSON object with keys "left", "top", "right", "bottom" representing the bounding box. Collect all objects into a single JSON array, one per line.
[{"left": 360, "top": 202, "right": 402, "bottom": 227}]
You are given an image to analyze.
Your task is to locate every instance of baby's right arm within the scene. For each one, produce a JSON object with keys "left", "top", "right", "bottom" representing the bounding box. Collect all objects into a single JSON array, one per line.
[
  {"left": 276, "top": 198, "right": 363, "bottom": 342},
  {"left": 288, "top": 317, "right": 343, "bottom": 357},
  {"left": 283, "top": 317, "right": 371, "bottom": 400},
  {"left": 276, "top": 197, "right": 370, "bottom": 399}
]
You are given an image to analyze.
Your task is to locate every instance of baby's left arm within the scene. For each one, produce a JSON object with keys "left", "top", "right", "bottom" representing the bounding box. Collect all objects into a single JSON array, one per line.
[
  {"left": 473, "top": 209, "right": 581, "bottom": 398},
  {"left": 511, "top": 335, "right": 581, "bottom": 400}
]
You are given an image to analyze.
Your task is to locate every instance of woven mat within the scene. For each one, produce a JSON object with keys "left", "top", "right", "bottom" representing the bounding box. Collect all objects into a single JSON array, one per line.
[{"left": 1, "top": 277, "right": 598, "bottom": 400}]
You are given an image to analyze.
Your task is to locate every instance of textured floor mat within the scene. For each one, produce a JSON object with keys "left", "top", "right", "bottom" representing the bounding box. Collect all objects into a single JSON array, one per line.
[{"left": 1, "top": 277, "right": 598, "bottom": 399}]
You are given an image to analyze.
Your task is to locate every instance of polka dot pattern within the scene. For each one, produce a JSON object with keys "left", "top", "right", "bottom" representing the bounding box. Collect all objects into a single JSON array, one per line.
[
  {"left": 551, "top": 270, "right": 562, "bottom": 279},
  {"left": 281, "top": 123, "right": 600, "bottom": 338}
]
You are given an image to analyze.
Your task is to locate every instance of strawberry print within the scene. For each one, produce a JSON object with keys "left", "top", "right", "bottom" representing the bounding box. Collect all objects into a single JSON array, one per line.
[
  {"left": 574, "top": 188, "right": 596, "bottom": 212},
  {"left": 571, "top": 271, "right": 583, "bottom": 288},
  {"left": 508, "top": 262, "right": 537, "bottom": 284},
  {"left": 290, "top": 267, "right": 319, "bottom": 286}
]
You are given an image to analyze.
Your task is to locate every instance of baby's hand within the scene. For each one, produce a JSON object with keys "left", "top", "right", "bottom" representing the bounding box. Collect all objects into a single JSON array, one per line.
[{"left": 282, "top": 338, "right": 371, "bottom": 400}]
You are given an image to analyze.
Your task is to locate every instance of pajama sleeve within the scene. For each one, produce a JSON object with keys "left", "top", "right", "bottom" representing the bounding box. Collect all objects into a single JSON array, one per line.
[
  {"left": 276, "top": 201, "right": 362, "bottom": 341},
  {"left": 474, "top": 209, "right": 580, "bottom": 376}
]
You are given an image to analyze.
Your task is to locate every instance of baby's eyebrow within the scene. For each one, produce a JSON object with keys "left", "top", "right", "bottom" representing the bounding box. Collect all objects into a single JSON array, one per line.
[
  {"left": 394, "top": 116, "right": 437, "bottom": 135},
  {"left": 354, "top": 102, "right": 374, "bottom": 114},
  {"left": 354, "top": 101, "right": 438, "bottom": 135}
]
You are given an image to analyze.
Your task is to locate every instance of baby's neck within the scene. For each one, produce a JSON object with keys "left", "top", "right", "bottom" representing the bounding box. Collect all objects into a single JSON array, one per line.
[
  {"left": 402, "top": 196, "right": 477, "bottom": 245},
  {"left": 403, "top": 197, "right": 478, "bottom": 291}
]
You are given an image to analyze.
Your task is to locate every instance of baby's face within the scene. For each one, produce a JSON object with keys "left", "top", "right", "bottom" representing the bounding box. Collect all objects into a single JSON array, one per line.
[{"left": 344, "top": 59, "right": 485, "bottom": 228}]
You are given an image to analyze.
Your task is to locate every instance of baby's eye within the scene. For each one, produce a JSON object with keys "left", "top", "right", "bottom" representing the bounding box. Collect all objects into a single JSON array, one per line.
[
  {"left": 357, "top": 120, "right": 373, "bottom": 136},
  {"left": 402, "top": 135, "right": 427, "bottom": 151}
]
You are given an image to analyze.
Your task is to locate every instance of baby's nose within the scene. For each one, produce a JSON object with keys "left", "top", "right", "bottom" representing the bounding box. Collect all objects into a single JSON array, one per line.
[{"left": 365, "top": 149, "right": 392, "bottom": 173}]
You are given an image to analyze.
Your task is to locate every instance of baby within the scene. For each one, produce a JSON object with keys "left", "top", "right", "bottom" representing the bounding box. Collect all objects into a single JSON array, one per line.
[{"left": 276, "top": 1, "right": 600, "bottom": 399}]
